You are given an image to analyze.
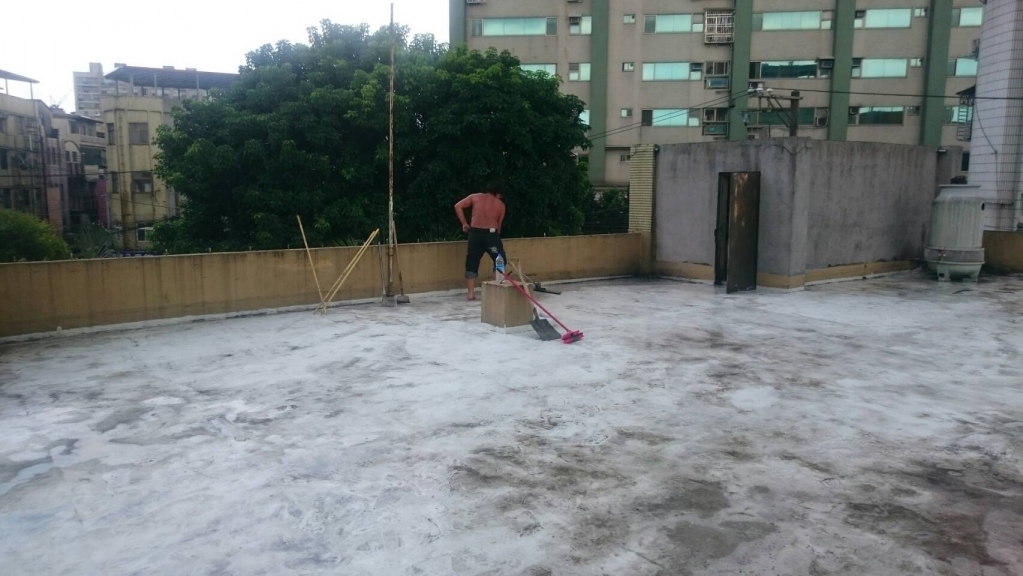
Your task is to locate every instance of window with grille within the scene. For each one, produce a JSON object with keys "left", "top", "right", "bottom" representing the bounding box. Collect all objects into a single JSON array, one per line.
[
  {"left": 128, "top": 123, "right": 149, "bottom": 145},
  {"left": 704, "top": 10, "right": 734, "bottom": 43}
]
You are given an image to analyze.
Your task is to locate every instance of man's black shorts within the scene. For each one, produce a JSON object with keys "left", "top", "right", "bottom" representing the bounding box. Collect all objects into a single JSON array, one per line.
[{"left": 465, "top": 228, "right": 505, "bottom": 279}]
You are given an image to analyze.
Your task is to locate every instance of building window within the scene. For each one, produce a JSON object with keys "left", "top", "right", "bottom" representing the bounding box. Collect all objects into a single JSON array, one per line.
[
  {"left": 0, "top": 149, "right": 7, "bottom": 170},
  {"left": 949, "top": 58, "right": 978, "bottom": 77},
  {"left": 914, "top": 8, "right": 928, "bottom": 18},
  {"left": 706, "top": 77, "right": 730, "bottom": 89},
  {"left": 953, "top": 7, "right": 984, "bottom": 27},
  {"left": 132, "top": 172, "right": 154, "bottom": 194},
  {"left": 706, "top": 61, "right": 730, "bottom": 77},
  {"left": 705, "top": 10, "right": 735, "bottom": 43},
  {"left": 136, "top": 226, "right": 154, "bottom": 243},
  {"left": 621, "top": 108, "right": 633, "bottom": 118},
  {"left": 962, "top": 152, "right": 970, "bottom": 172},
  {"left": 473, "top": 17, "right": 557, "bottom": 37},
  {"left": 0, "top": 117, "right": 6, "bottom": 133},
  {"left": 749, "top": 108, "right": 816, "bottom": 127},
  {"left": 521, "top": 64, "right": 556, "bottom": 75},
  {"left": 850, "top": 106, "right": 905, "bottom": 126},
  {"left": 645, "top": 14, "right": 703, "bottom": 34},
  {"left": 753, "top": 11, "right": 822, "bottom": 31},
  {"left": 946, "top": 105, "right": 974, "bottom": 124},
  {"left": 129, "top": 123, "right": 150, "bottom": 145},
  {"left": 66, "top": 151, "right": 71, "bottom": 162},
  {"left": 623, "top": 62, "right": 635, "bottom": 72},
  {"left": 579, "top": 110, "right": 590, "bottom": 128},
  {"left": 107, "top": 123, "right": 116, "bottom": 144},
  {"left": 821, "top": 10, "right": 834, "bottom": 30},
  {"left": 111, "top": 172, "right": 119, "bottom": 195},
  {"left": 70, "top": 121, "right": 80, "bottom": 135},
  {"left": 569, "top": 63, "right": 591, "bottom": 82},
  {"left": 750, "top": 61, "right": 818, "bottom": 80},
  {"left": 855, "top": 9, "right": 912, "bottom": 29},
  {"left": 910, "top": 58, "right": 924, "bottom": 68},
  {"left": 569, "top": 16, "right": 592, "bottom": 35},
  {"left": 623, "top": 14, "right": 636, "bottom": 25},
  {"left": 72, "top": 151, "right": 79, "bottom": 163},
  {"left": 855, "top": 59, "right": 909, "bottom": 78},
  {"left": 620, "top": 154, "right": 631, "bottom": 163},
  {"left": 640, "top": 109, "right": 700, "bottom": 127},
  {"left": 642, "top": 62, "right": 701, "bottom": 81}
]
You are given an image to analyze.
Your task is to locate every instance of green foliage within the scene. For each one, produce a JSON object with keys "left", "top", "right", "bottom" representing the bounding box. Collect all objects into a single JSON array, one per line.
[
  {"left": 582, "top": 188, "right": 630, "bottom": 235},
  {"left": 69, "top": 224, "right": 117, "bottom": 259},
  {"left": 0, "top": 209, "right": 71, "bottom": 262},
  {"left": 153, "top": 21, "right": 591, "bottom": 253}
]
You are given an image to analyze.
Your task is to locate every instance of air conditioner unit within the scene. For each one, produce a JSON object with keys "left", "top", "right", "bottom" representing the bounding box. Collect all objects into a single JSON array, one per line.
[
  {"left": 747, "top": 133, "right": 759, "bottom": 140},
  {"left": 815, "top": 116, "right": 829, "bottom": 128},
  {"left": 748, "top": 81, "right": 765, "bottom": 91},
  {"left": 569, "top": 16, "right": 582, "bottom": 24},
  {"left": 849, "top": 107, "right": 860, "bottom": 115},
  {"left": 819, "top": 58, "right": 835, "bottom": 70}
]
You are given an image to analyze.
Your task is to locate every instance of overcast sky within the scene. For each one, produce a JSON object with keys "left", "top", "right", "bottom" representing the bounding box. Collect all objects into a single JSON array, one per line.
[{"left": 2, "top": 0, "right": 449, "bottom": 108}]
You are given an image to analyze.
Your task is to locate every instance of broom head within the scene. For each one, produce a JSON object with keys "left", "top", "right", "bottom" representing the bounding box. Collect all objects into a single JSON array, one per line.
[{"left": 561, "top": 330, "right": 584, "bottom": 344}]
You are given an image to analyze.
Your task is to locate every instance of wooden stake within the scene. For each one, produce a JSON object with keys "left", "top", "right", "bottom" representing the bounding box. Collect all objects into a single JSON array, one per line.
[
  {"left": 319, "top": 228, "right": 380, "bottom": 314},
  {"left": 296, "top": 215, "right": 324, "bottom": 307}
]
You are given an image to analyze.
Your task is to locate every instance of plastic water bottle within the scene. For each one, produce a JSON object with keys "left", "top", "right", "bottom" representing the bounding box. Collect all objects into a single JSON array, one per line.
[{"left": 495, "top": 254, "right": 505, "bottom": 282}]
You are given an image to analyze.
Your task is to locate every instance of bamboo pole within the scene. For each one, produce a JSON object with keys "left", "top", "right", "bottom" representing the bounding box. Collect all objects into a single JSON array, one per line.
[
  {"left": 319, "top": 229, "right": 380, "bottom": 314},
  {"left": 296, "top": 216, "right": 324, "bottom": 306}
]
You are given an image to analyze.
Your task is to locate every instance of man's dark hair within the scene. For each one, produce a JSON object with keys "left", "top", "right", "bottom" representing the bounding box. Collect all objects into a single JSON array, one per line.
[{"left": 484, "top": 181, "right": 503, "bottom": 196}]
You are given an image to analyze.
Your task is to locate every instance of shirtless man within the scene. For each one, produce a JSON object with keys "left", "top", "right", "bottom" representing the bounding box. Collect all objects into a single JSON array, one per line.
[{"left": 454, "top": 183, "right": 507, "bottom": 300}]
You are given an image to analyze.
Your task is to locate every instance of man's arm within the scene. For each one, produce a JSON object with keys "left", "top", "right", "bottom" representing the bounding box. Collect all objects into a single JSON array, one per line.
[{"left": 454, "top": 195, "right": 474, "bottom": 233}]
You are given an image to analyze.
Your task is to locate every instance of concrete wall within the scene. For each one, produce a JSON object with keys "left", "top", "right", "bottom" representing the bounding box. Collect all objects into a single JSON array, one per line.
[
  {"left": 653, "top": 138, "right": 953, "bottom": 288},
  {"left": 984, "top": 231, "right": 1023, "bottom": 273},
  {"left": 0, "top": 234, "right": 642, "bottom": 338}
]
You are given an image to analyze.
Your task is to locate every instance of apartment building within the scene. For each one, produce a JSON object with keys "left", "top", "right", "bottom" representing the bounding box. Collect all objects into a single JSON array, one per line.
[
  {"left": 50, "top": 110, "right": 108, "bottom": 229},
  {"left": 451, "top": 0, "right": 984, "bottom": 186},
  {"left": 101, "top": 65, "right": 237, "bottom": 249},
  {"left": 0, "top": 93, "right": 50, "bottom": 221}
]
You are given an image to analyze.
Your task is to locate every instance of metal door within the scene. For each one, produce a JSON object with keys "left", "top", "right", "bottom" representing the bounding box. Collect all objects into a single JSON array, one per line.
[
  {"left": 714, "top": 174, "right": 730, "bottom": 286},
  {"left": 725, "top": 172, "right": 761, "bottom": 294}
]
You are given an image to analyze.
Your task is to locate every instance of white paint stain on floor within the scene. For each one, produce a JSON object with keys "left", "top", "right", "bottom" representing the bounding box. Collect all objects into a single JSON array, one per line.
[{"left": 1, "top": 274, "right": 1022, "bottom": 575}]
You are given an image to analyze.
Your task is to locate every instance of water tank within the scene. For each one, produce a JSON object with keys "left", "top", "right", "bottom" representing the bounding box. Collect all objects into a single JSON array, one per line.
[{"left": 924, "top": 185, "right": 985, "bottom": 282}]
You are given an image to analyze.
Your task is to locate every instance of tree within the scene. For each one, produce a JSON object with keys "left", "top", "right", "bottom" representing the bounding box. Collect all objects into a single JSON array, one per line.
[
  {"left": 153, "top": 21, "right": 591, "bottom": 253},
  {"left": 0, "top": 210, "right": 71, "bottom": 262},
  {"left": 582, "top": 188, "right": 629, "bottom": 235}
]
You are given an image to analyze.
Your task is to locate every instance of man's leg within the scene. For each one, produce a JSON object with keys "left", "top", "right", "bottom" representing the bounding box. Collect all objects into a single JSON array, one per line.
[{"left": 465, "top": 232, "right": 485, "bottom": 300}]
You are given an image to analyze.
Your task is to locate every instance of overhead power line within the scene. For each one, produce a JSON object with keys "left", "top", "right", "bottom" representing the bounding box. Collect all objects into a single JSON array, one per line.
[{"left": 768, "top": 86, "right": 1022, "bottom": 101}]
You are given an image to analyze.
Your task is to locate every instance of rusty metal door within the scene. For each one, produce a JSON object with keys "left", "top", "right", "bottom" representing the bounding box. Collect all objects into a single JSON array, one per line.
[{"left": 720, "top": 172, "right": 761, "bottom": 294}]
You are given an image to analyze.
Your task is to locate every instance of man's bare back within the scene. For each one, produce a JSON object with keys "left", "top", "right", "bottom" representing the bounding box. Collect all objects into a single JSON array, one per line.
[{"left": 455, "top": 193, "right": 506, "bottom": 232}]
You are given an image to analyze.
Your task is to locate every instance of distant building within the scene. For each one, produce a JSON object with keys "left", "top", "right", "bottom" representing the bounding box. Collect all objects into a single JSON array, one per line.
[
  {"left": 451, "top": 0, "right": 983, "bottom": 186},
  {"left": 50, "top": 109, "right": 108, "bottom": 229},
  {"left": 101, "top": 65, "right": 237, "bottom": 249},
  {"left": 967, "top": 0, "right": 1023, "bottom": 231},
  {"left": 0, "top": 70, "right": 59, "bottom": 231},
  {"left": 73, "top": 63, "right": 135, "bottom": 120}
]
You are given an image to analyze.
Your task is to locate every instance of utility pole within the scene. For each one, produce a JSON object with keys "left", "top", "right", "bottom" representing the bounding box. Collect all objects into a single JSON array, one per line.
[{"left": 385, "top": 3, "right": 396, "bottom": 303}]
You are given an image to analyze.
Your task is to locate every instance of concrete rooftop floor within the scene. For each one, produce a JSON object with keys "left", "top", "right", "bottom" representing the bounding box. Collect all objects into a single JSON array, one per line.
[{"left": 1, "top": 275, "right": 1023, "bottom": 576}]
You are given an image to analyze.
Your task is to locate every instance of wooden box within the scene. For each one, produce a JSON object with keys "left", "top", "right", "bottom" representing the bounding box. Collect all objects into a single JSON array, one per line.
[{"left": 481, "top": 280, "right": 534, "bottom": 328}]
